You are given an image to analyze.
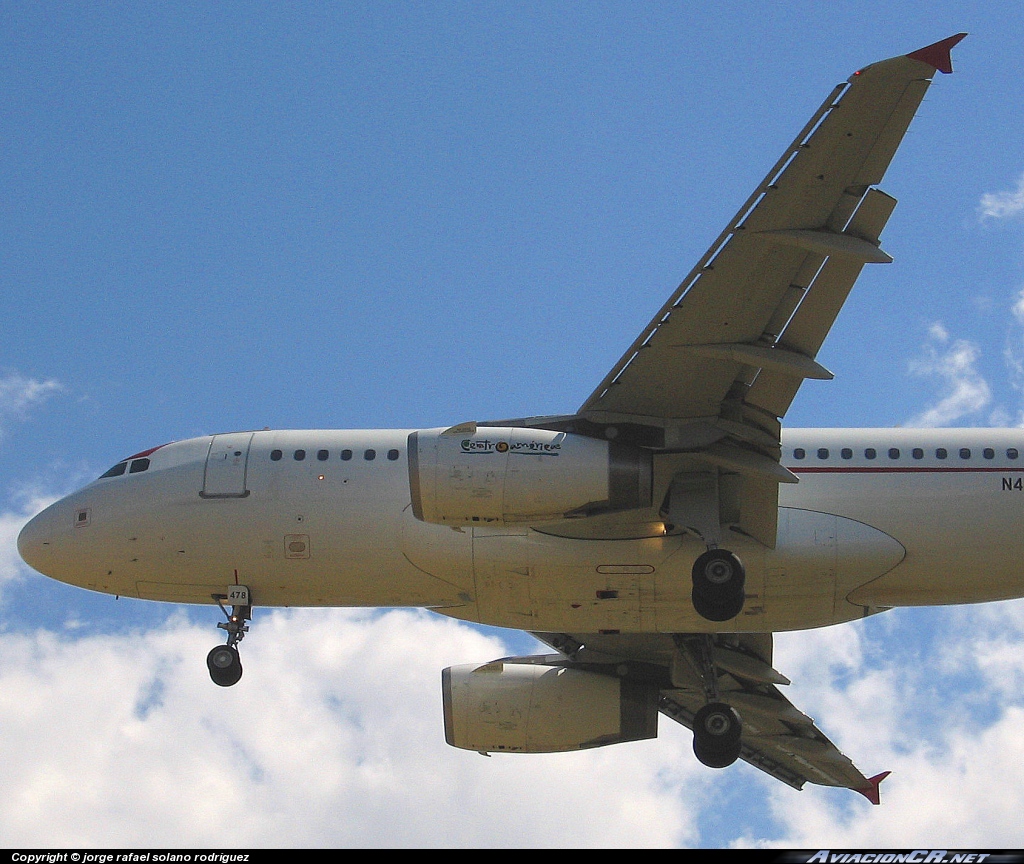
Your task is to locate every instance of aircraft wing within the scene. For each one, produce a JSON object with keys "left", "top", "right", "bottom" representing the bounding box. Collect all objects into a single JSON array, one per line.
[
  {"left": 534, "top": 630, "right": 888, "bottom": 802},
  {"left": 487, "top": 35, "right": 965, "bottom": 547},
  {"left": 581, "top": 34, "right": 965, "bottom": 428}
]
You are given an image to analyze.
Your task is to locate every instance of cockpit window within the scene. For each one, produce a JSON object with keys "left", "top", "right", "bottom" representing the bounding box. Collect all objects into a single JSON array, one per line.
[
  {"left": 99, "top": 461, "right": 128, "bottom": 479},
  {"left": 99, "top": 456, "right": 153, "bottom": 479}
]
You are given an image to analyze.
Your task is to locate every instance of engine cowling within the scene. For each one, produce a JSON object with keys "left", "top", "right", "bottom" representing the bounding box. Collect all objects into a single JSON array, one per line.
[
  {"left": 408, "top": 427, "right": 652, "bottom": 526},
  {"left": 442, "top": 661, "right": 658, "bottom": 753}
]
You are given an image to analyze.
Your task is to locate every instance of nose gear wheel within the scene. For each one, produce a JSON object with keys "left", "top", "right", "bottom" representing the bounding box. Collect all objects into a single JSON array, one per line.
[{"left": 207, "top": 644, "right": 242, "bottom": 687}]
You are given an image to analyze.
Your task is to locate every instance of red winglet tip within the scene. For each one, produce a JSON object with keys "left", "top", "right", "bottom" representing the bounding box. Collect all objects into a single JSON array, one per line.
[
  {"left": 856, "top": 771, "right": 891, "bottom": 805},
  {"left": 906, "top": 33, "right": 968, "bottom": 74}
]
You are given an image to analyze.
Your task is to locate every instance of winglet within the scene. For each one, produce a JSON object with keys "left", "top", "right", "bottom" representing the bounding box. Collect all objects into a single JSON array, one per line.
[
  {"left": 855, "top": 770, "right": 891, "bottom": 805},
  {"left": 906, "top": 33, "right": 967, "bottom": 74}
]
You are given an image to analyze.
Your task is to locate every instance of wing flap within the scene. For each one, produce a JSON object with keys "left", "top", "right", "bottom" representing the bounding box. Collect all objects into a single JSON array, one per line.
[{"left": 746, "top": 187, "right": 898, "bottom": 417}]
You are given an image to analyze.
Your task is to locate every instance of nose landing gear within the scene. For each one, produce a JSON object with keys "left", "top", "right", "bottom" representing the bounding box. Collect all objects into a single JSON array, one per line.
[{"left": 208, "top": 586, "right": 251, "bottom": 687}]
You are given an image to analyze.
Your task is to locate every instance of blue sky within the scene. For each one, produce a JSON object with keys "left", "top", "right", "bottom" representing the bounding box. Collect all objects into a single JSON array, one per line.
[{"left": 4, "top": 0, "right": 1024, "bottom": 848}]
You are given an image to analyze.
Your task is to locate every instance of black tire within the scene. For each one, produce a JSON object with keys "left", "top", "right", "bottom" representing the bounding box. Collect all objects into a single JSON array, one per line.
[
  {"left": 692, "top": 587, "right": 745, "bottom": 622},
  {"left": 207, "top": 645, "right": 243, "bottom": 687},
  {"left": 692, "top": 702, "right": 742, "bottom": 769},
  {"left": 691, "top": 549, "right": 745, "bottom": 605},
  {"left": 693, "top": 734, "right": 742, "bottom": 769}
]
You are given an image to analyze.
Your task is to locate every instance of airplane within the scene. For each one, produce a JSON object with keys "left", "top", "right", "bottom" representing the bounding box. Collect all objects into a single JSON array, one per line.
[{"left": 17, "top": 34, "right": 989, "bottom": 804}]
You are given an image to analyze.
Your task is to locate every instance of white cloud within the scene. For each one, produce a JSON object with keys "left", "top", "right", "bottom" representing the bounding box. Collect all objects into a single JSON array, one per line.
[
  {"left": 0, "top": 609, "right": 706, "bottom": 847},
  {"left": 3, "top": 597, "right": 1024, "bottom": 847},
  {"left": 759, "top": 603, "right": 1024, "bottom": 847},
  {"left": 1011, "top": 288, "right": 1024, "bottom": 324},
  {"left": 980, "top": 173, "right": 1024, "bottom": 220},
  {"left": 761, "top": 712, "right": 1024, "bottom": 846},
  {"left": 1002, "top": 287, "right": 1024, "bottom": 423},
  {"left": 0, "top": 373, "right": 61, "bottom": 439},
  {"left": 906, "top": 323, "right": 991, "bottom": 426}
]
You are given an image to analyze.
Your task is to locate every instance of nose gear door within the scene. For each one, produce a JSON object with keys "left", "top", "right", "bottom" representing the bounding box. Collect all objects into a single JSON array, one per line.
[{"left": 201, "top": 432, "right": 254, "bottom": 498}]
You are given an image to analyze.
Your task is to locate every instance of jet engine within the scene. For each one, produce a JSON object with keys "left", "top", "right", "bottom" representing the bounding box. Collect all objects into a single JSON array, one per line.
[
  {"left": 408, "top": 427, "right": 651, "bottom": 526},
  {"left": 442, "top": 661, "right": 659, "bottom": 753}
]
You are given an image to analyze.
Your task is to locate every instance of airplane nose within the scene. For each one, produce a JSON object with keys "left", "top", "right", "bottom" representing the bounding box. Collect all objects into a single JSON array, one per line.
[
  {"left": 17, "top": 494, "right": 90, "bottom": 582},
  {"left": 17, "top": 502, "right": 64, "bottom": 576}
]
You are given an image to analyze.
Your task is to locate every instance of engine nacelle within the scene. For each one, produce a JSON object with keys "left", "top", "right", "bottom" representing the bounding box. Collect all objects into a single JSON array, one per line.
[
  {"left": 408, "top": 426, "right": 652, "bottom": 525},
  {"left": 442, "top": 661, "right": 659, "bottom": 753}
]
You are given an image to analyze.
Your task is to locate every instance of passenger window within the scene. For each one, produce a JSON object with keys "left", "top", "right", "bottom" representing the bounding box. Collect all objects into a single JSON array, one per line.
[
  {"left": 793, "top": 448, "right": 805, "bottom": 460},
  {"left": 387, "top": 449, "right": 400, "bottom": 461},
  {"left": 341, "top": 449, "right": 353, "bottom": 461},
  {"left": 983, "top": 448, "right": 994, "bottom": 459},
  {"left": 864, "top": 448, "right": 876, "bottom": 459},
  {"left": 817, "top": 448, "right": 829, "bottom": 459},
  {"left": 912, "top": 448, "right": 923, "bottom": 459},
  {"left": 364, "top": 449, "right": 376, "bottom": 461},
  {"left": 1008, "top": 448, "right": 1019, "bottom": 460},
  {"left": 841, "top": 448, "right": 852, "bottom": 459},
  {"left": 317, "top": 449, "right": 329, "bottom": 461},
  {"left": 936, "top": 448, "right": 947, "bottom": 459},
  {"left": 129, "top": 458, "right": 150, "bottom": 474},
  {"left": 294, "top": 450, "right": 306, "bottom": 461},
  {"left": 100, "top": 462, "right": 128, "bottom": 479},
  {"left": 271, "top": 450, "right": 283, "bottom": 461},
  {"left": 888, "top": 448, "right": 900, "bottom": 459},
  {"left": 960, "top": 448, "right": 971, "bottom": 459}
]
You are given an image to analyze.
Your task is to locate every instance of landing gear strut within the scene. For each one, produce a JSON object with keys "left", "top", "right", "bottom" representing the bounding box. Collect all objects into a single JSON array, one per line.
[
  {"left": 674, "top": 635, "right": 744, "bottom": 769},
  {"left": 665, "top": 473, "right": 746, "bottom": 622},
  {"left": 207, "top": 586, "right": 251, "bottom": 687}
]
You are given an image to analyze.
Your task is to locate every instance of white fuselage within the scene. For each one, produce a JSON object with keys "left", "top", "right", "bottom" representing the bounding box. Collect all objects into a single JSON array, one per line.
[{"left": 18, "top": 427, "right": 1024, "bottom": 634}]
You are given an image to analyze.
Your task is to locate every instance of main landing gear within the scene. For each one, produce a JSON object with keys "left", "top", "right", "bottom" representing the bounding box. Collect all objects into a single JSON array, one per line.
[
  {"left": 691, "top": 548, "right": 746, "bottom": 622},
  {"left": 665, "top": 473, "right": 747, "bottom": 622},
  {"left": 207, "top": 586, "right": 252, "bottom": 687},
  {"left": 674, "top": 635, "right": 743, "bottom": 769},
  {"left": 692, "top": 701, "right": 743, "bottom": 768}
]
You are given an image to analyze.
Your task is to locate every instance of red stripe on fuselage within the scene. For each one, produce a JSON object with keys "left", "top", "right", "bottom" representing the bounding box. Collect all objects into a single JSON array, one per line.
[{"left": 791, "top": 466, "right": 1024, "bottom": 474}]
